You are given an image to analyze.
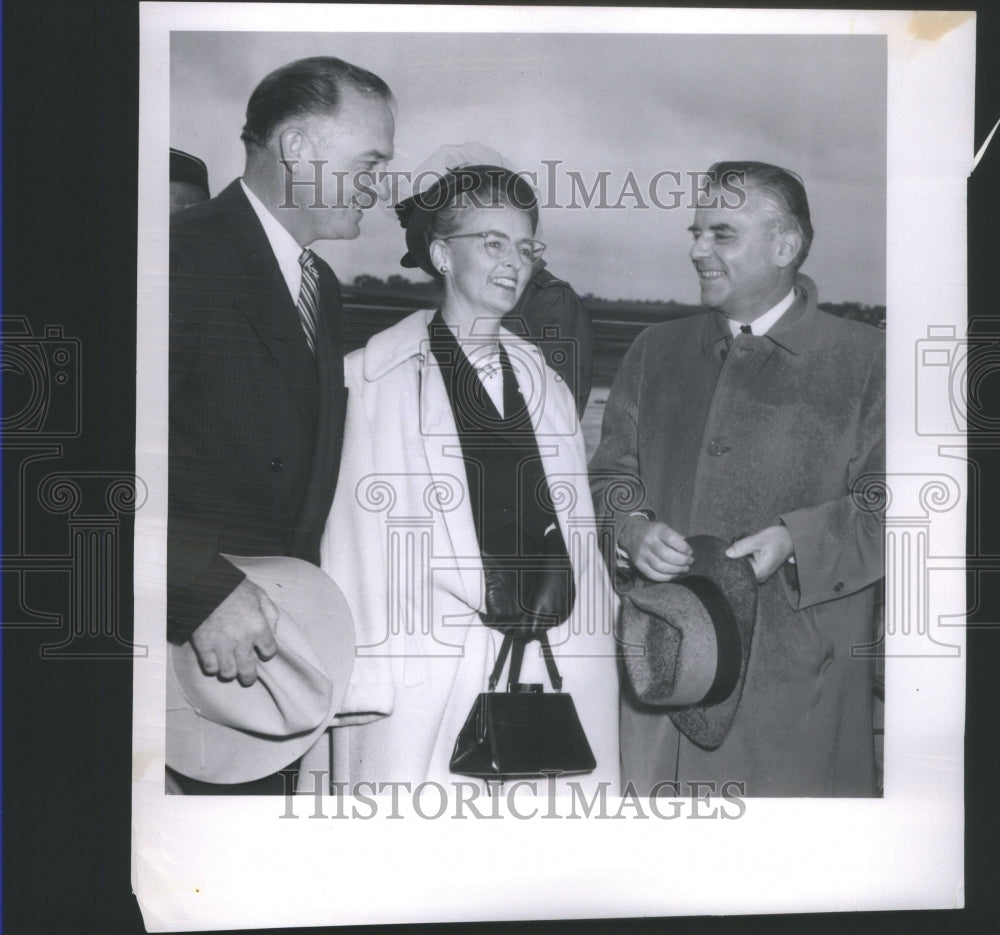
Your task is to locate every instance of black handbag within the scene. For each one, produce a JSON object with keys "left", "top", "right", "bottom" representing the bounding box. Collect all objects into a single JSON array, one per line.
[{"left": 449, "top": 632, "right": 596, "bottom": 780}]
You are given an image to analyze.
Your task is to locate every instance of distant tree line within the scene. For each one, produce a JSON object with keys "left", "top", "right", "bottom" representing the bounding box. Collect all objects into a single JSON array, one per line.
[
  {"left": 816, "top": 302, "right": 886, "bottom": 329},
  {"left": 349, "top": 273, "right": 440, "bottom": 298},
  {"left": 345, "top": 275, "right": 886, "bottom": 328}
]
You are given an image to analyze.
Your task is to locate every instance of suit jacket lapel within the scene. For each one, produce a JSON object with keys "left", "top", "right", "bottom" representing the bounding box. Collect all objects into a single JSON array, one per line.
[{"left": 217, "top": 181, "right": 316, "bottom": 420}]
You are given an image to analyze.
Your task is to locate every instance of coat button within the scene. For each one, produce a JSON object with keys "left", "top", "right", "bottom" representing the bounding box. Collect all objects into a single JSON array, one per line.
[
  {"left": 270, "top": 457, "right": 283, "bottom": 472},
  {"left": 707, "top": 439, "right": 730, "bottom": 456},
  {"left": 833, "top": 581, "right": 844, "bottom": 592}
]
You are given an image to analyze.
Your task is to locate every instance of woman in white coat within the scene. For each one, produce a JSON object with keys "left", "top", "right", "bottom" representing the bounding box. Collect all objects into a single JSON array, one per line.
[{"left": 321, "top": 162, "right": 619, "bottom": 793}]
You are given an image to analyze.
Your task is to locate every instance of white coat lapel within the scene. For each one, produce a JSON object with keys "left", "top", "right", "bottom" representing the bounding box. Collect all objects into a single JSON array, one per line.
[{"left": 417, "top": 346, "right": 485, "bottom": 615}]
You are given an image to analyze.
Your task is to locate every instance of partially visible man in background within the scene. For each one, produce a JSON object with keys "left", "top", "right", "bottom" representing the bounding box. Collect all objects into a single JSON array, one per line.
[
  {"left": 168, "top": 56, "right": 395, "bottom": 793},
  {"left": 504, "top": 256, "right": 593, "bottom": 418},
  {"left": 169, "top": 147, "right": 210, "bottom": 214}
]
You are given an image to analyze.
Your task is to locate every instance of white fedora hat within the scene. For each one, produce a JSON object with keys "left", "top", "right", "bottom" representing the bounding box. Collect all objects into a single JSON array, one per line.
[{"left": 166, "top": 554, "right": 354, "bottom": 785}]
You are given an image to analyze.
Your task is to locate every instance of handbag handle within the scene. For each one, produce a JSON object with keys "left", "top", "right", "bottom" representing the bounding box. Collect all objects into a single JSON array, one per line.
[{"left": 488, "top": 632, "right": 563, "bottom": 693}]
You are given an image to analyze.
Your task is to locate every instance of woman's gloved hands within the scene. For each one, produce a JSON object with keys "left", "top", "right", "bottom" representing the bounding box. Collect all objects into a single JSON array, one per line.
[
  {"left": 519, "top": 524, "right": 576, "bottom": 637},
  {"left": 480, "top": 564, "right": 519, "bottom": 626},
  {"left": 479, "top": 526, "right": 576, "bottom": 639}
]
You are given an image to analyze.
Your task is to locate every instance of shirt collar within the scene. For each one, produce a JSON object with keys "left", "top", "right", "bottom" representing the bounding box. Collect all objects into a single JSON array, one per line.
[
  {"left": 726, "top": 288, "right": 796, "bottom": 337},
  {"left": 240, "top": 179, "right": 305, "bottom": 302},
  {"left": 701, "top": 275, "right": 817, "bottom": 355}
]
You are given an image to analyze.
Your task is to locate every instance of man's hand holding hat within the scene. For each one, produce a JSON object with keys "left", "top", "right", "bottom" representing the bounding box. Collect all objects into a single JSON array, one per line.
[
  {"left": 725, "top": 525, "right": 794, "bottom": 583},
  {"left": 168, "top": 555, "right": 355, "bottom": 786},
  {"left": 189, "top": 578, "right": 279, "bottom": 686},
  {"left": 619, "top": 516, "right": 694, "bottom": 581}
]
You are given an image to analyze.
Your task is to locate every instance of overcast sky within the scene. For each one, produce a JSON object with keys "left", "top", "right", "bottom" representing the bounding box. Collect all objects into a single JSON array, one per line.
[{"left": 171, "top": 31, "right": 886, "bottom": 305}]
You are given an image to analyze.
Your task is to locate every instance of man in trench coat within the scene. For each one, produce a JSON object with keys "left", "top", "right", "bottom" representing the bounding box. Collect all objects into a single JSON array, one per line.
[{"left": 590, "top": 161, "right": 885, "bottom": 796}]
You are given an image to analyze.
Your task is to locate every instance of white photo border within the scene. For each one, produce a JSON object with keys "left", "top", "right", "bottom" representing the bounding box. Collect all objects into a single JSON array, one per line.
[{"left": 134, "top": 5, "right": 972, "bottom": 930}]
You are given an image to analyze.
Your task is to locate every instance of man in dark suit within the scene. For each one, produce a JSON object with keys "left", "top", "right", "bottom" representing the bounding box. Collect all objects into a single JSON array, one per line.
[{"left": 169, "top": 57, "right": 395, "bottom": 791}]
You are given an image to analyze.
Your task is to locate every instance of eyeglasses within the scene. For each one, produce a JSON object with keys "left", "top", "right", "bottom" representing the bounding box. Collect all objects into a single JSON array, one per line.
[{"left": 438, "top": 230, "right": 546, "bottom": 264}]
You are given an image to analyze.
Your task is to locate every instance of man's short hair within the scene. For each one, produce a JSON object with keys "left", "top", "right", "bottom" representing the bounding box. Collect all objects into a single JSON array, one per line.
[
  {"left": 710, "top": 160, "right": 814, "bottom": 269},
  {"left": 240, "top": 56, "right": 393, "bottom": 149}
]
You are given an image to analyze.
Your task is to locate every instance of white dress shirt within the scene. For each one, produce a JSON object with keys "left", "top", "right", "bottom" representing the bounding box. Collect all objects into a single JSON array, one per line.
[
  {"left": 727, "top": 288, "right": 796, "bottom": 337},
  {"left": 240, "top": 179, "right": 305, "bottom": 303}
]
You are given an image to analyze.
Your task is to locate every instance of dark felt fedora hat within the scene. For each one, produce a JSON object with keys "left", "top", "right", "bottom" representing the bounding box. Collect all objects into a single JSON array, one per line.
[{"left": 620, "top": 535, "right": 757, "bottom": 749}]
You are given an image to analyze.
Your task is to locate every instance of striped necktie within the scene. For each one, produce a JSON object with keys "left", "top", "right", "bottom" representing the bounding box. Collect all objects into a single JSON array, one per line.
[{"left": 297, "top": 249, "right": 320, "bottom": 355}]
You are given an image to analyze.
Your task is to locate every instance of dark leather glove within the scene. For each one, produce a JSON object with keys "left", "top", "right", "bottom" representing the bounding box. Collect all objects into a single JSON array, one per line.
[
  {"left": 479, "top": 559, "right": 520, "bottom": 630},
  {"left": 519, "top": 525, "right": 576, "bottom": 638}
]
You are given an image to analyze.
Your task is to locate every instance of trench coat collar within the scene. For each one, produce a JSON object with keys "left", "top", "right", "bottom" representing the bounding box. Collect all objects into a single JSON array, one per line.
[{"left": 699, "top": 273, "right": 820, "bottom": 357}]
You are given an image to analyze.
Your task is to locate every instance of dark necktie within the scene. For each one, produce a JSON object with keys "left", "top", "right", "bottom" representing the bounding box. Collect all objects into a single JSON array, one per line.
[
  {"left": 739, "top": 323, "right": 752, "bottom": 335},
  {"left": 297, "top": 249, "right": 320, "bottom": 355}
]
